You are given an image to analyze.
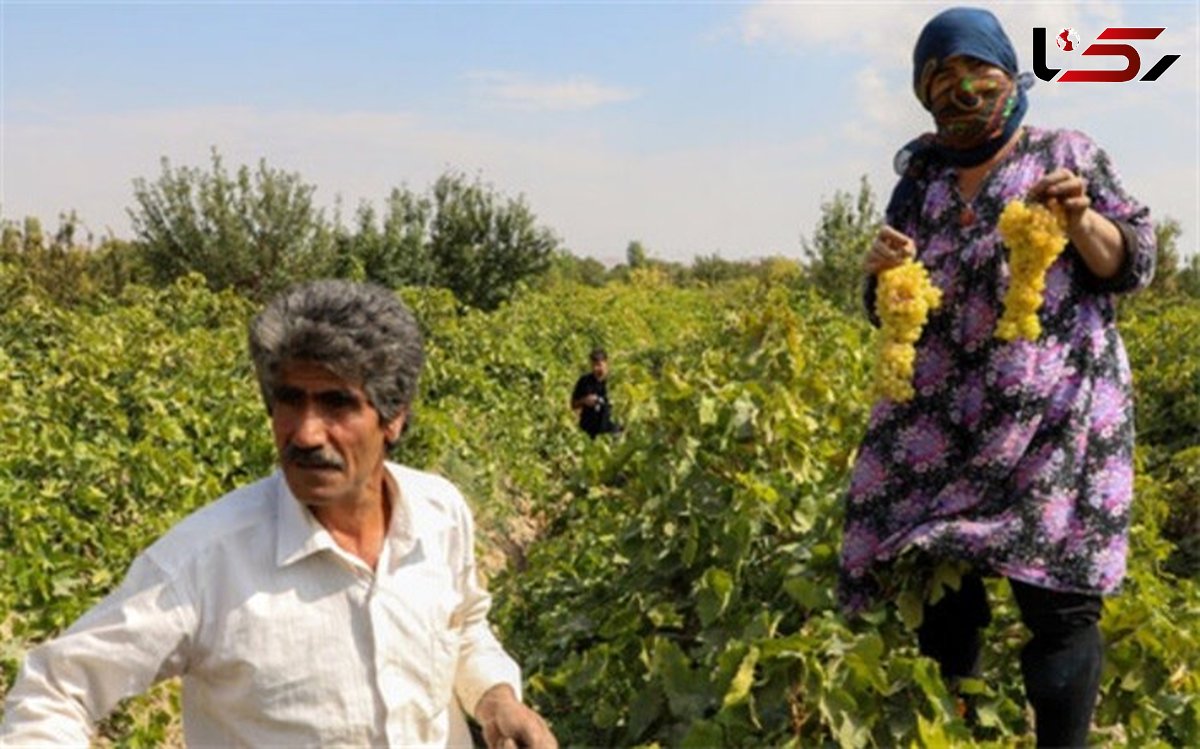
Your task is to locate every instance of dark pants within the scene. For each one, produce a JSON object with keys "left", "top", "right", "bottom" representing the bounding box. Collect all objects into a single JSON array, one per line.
[{"left": 917, "top": 574, "right": 1104, "bottom": 748}]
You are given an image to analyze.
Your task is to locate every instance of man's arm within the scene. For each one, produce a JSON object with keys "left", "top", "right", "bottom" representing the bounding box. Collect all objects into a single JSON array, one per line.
[
  {"left": 450, "top": 507, "right": 523, "bottom": 719},
  {"left": 570, "top": 376, "right": 592, "bottom": 412},
  {"left": 449, "top": 500, "right": 556, "bottom": 749},
  {"left": 0, "top": 554, "right": 192, "bottom": 746}
]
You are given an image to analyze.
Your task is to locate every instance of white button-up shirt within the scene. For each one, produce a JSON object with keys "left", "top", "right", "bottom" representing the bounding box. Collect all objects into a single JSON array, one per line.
[{"left": 1, "top": 463, "right": 522, "bottom": 748}]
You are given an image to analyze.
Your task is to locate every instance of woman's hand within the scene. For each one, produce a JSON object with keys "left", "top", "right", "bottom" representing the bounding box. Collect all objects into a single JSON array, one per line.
[
  {"left": 1028, "top": 168, "right": 1126, "bottom": 279},
  {"left": 1027, "top": 168, "right": 1091, "bottom": 231},
  {"left": 864, "top": 226, "right": 917, "bottom": 276}
]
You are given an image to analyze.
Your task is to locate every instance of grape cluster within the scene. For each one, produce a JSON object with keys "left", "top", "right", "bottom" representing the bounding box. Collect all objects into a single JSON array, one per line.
[
  {"left": 995, "top": 200, "right": 1068, "bottom": 341},
  {"left": 874, "top": 259, "right": 942, "bottom": 402}
]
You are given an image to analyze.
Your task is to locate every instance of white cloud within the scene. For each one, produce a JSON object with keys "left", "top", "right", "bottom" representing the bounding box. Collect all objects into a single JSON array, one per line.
[
  {"left": 739, "top": 2, "right": 923, "bottom": 62},
  {"left": 465, "top": 71, "right": 638, "bottom": 112}
]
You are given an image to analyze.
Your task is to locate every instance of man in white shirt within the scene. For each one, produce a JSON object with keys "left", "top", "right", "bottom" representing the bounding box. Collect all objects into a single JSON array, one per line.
[{"left": 0, "top": 280, "right": 558, "bottom": 748}]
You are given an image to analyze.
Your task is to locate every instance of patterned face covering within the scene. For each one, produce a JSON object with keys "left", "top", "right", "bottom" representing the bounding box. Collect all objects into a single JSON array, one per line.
[
  {"left": 898, "top": 7, "right": 1031, "bottom": 169},
  {"left": 924, "top": 59, "right": 1017, "bottom": 151}
]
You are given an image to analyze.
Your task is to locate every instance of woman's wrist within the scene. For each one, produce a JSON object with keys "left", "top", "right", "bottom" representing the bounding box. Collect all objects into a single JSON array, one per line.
[{"left": 1068, "top": 209, "right": 1126, "bottom": 279}]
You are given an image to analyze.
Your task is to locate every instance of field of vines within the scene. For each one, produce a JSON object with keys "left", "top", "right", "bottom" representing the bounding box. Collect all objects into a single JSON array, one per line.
[{"left": 1, "top": 261, "right": 1198, "bottom": 747}]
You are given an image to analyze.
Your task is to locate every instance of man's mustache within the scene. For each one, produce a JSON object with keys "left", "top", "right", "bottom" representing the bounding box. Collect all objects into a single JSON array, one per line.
[{"left": 282, "top": 444, "right": 345, "bottom": 470}]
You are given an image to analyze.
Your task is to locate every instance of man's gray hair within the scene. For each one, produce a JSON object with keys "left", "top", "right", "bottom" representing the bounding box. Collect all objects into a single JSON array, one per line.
[{"left": 248, "top": 280, "right": 424, "bottom": 425}]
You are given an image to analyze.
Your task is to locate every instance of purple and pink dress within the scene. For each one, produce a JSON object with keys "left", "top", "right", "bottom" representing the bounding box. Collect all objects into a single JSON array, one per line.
[{"left": 839, "top": 126, "right": 1156, "bottom": 612}]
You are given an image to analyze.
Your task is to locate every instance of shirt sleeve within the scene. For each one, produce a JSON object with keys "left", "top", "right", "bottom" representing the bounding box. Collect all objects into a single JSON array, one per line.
[
  {"left": 1069, "top": 133, "right": 1157, "bottom": 294},
  {"left": 449, "top": 500, "right": 522, "bottom": 719},
  {"left": 571, "top": 376, "right": 588, "bottom": 404},
  {"left": 0, "top": 554, "right": 194, "bottom": 747}
]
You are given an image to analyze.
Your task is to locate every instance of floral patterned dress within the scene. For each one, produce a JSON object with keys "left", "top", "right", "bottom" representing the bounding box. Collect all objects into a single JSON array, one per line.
[{"left": 839, "top": 126, "right": 1156, "bottom": 612}]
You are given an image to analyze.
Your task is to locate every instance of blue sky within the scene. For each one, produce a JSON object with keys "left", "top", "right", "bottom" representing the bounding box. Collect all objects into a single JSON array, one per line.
[{"left": 3, "top": 1, "right": 1197, "bottom": 263}]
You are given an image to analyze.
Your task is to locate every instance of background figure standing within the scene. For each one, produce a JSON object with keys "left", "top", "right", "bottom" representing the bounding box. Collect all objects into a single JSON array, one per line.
[
  {"left": 571, "top": 348, "right": 620, "bottom": 439},
  {"left": 838, "top": 7, "right": 1155, "bottom": 749}
]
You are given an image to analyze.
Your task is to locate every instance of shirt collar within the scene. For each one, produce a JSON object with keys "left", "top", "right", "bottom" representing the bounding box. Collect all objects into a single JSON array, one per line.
[
  {"left": 274, "top": 462, "right": 442, "bottom": 570},
  {"left": 381, "top": 463, "right": 456, "bottom": 573},
  {"left": 274, "top": 472, "right": 339, "bottom": 568}
]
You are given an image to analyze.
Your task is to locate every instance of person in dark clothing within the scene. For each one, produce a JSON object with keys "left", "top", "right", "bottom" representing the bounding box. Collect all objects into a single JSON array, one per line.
[{"left": 571, "top": 348, "right": 620, "bottom": 438}]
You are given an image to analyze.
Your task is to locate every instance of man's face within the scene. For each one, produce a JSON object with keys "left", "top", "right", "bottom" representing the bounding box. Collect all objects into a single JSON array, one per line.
[
  {"left": 591, "top": 358, "right": 609, "bottom": 380},
  {"left": 270, "top": 360, "right": 404, "bottom": 508}
]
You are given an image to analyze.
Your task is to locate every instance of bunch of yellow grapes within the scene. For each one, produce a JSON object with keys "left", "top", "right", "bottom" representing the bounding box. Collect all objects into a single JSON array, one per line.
[
  {"left": 995, "top": 199, "right": 1068, "bottom": 341},
  {"left": 874, "top": 259, "right": 942, "bottom": 402}
]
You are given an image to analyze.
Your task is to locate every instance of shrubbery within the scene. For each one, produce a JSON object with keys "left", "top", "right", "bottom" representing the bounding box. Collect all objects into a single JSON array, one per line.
[{"left": 1, "top": 266, "right": 1196, "bottom": 746}]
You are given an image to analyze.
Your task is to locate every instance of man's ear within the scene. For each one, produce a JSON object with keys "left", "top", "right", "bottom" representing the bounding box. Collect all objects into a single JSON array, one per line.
[{"left": 384, "top": 406, "right": 408, "bottom": 445}]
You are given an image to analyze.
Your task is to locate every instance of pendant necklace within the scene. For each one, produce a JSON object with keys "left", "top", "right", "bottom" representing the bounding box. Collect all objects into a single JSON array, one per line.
[
  {"left": 954, "top": 182, "right": 977, "bottom": 227},
  {"left": 959, "top": 204, "right": 976, "bottom": 227}
]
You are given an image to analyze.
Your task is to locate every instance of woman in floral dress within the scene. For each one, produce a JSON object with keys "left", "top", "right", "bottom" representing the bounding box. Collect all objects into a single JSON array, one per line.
[{"left": 838, "top": 7, "right": 1156, "bottom": 747}]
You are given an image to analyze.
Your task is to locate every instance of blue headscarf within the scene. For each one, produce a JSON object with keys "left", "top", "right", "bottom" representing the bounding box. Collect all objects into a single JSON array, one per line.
[
  {"left": 887, "top": 7, "right": 1034, "bottom": 220},
  {"left": 912, "top": 7, "right": 1021, "bottom": 99}
]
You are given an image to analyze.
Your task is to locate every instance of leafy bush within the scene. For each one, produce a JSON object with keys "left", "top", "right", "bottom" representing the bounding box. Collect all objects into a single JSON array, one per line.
[
  {"left": 0, "top": 270, "right": 1196, "bottom": 747},
  {"left": 130, "top": 150, "right": 338, "bottom": 300}
]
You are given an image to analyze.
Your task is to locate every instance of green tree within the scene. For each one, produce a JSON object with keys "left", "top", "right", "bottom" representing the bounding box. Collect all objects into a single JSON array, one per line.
[
  {"left": 129, "top": 149, "right": 336, "bottom": 299},
  {"left": 690, "top": 253, "right": 736, "bottom": 285},
  {"left": 425, "top": 171, "right": 558, "bottom": 310},
  {"left": 689, "top": 253, "right": 763, "bottom": 286},
  {"left": 626, "top": 240, "right": 649, "bottom": 269},
  {"left": 0, "top": 212, "right": 111, "bottom": 306},
  {"left": 545, "top": 251, "right": 609, "bottom": 287},
  {"left": 87, "top": 238, "right": 153, "bottom": 297},
  {"left": 801, "top": 175, "right": 881, "bottom": 314},
  {"left": 1150, "top": 217, "right": 1183, "bottom": 293},
  {"left": 1179, "top": 253, "right": 1200, "bottom": 298},
  {"left": 22, "top": 216, "right": 45, "bottom": 254},
  {"left": 336, "top": 188, "right": 435, "bottom": 289},
  {"left": 332, "top": 171, "right": 559, "bottom": 308}
]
